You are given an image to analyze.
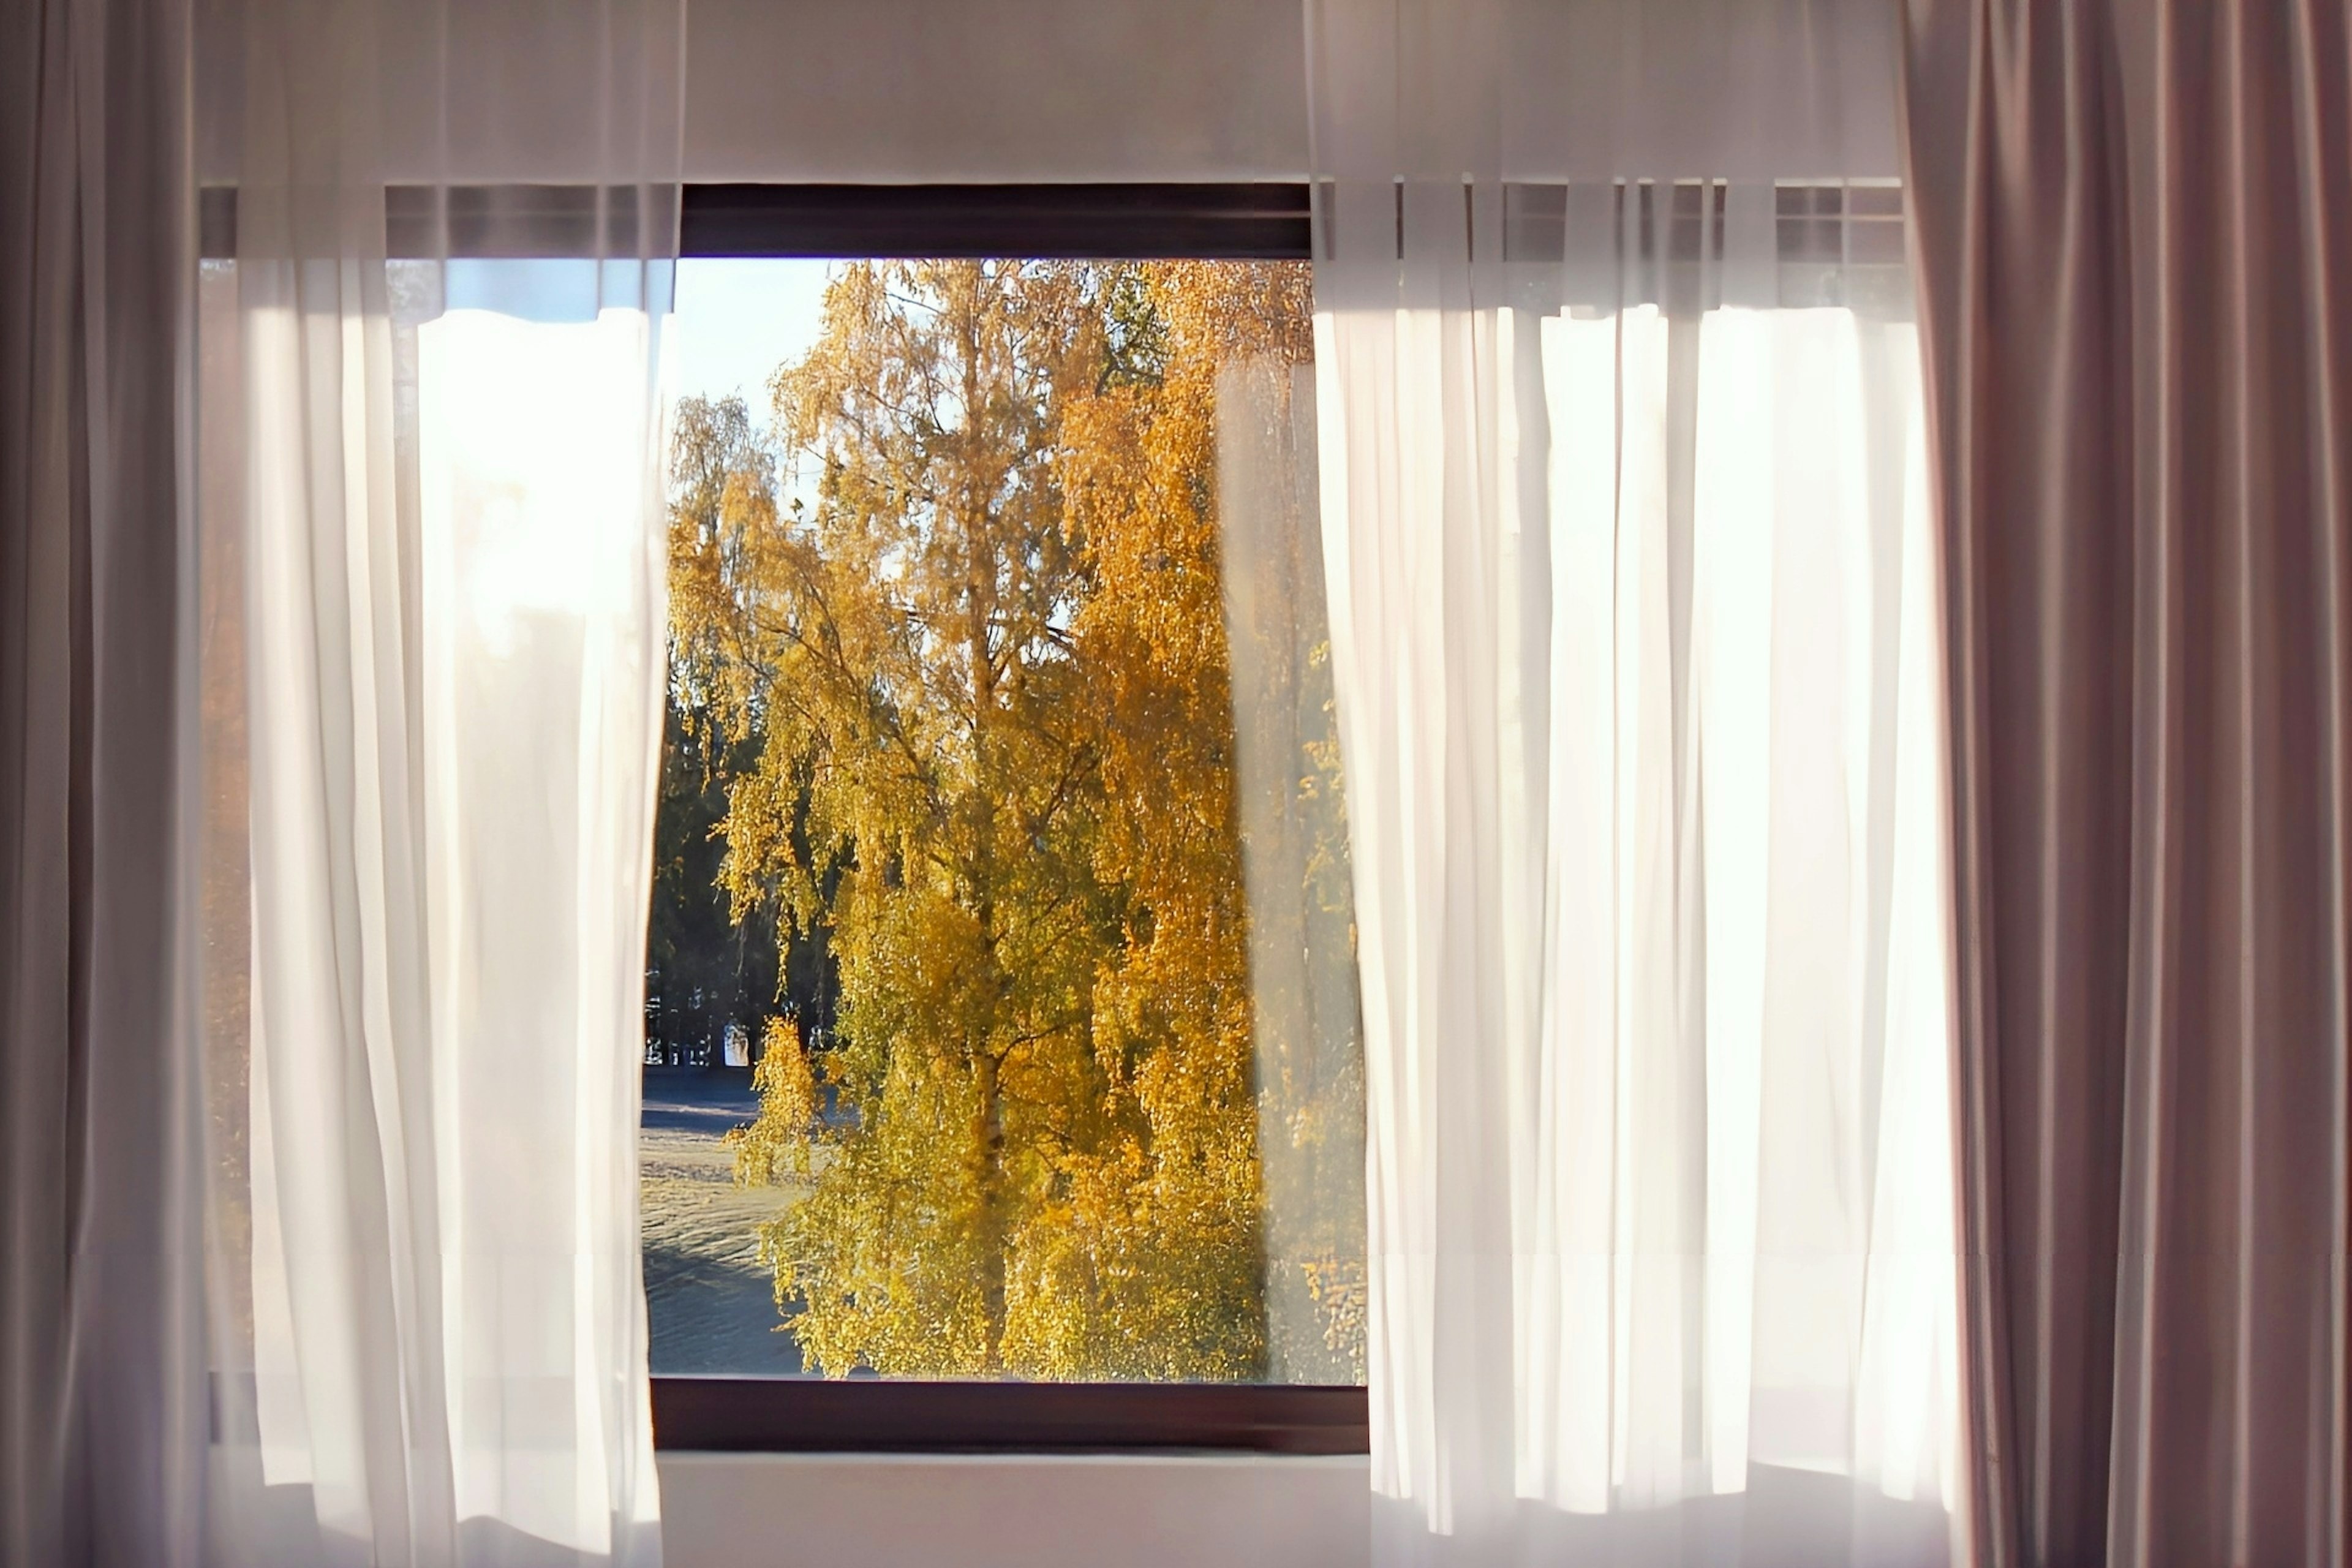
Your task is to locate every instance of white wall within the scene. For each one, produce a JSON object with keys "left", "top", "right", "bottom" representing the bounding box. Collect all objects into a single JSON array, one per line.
[
  {"left": 199, "top": 0, "right": 1900, "bottom": 186},
  {"left": 682, "top": 0, "right": 1901, "bottom": 184},
  {"left": 656, "top": 1452, "right": 1369, "bottom": 1568},
  {"left": 195, "top": 0, "right": 1311, "bottom": 184},
  {"left": 684, "top": 0, "right": 1311, "bottom": 181}
]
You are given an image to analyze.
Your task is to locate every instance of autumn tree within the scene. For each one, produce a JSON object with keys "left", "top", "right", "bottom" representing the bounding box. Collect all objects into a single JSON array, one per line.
[
  {"left": 690, "top": 258, "right": 1355, "bottom": 1380},
  {"left": 1057, "top": 263, "right": 1363, "bottom": 1381}
]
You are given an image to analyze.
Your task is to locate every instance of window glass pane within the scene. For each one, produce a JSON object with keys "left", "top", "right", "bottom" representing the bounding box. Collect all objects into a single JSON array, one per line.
[{"left": 644, "top": 258, "right": 1365, "bottom": 1384}]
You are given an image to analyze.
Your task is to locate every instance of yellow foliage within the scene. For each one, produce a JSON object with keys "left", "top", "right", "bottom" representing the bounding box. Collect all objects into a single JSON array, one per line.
[
  {"left": 682, "top": 261, "right": 1325, "bottom": 1379},
  {"left": 727, "top": 1019, "right": 817, "bottom": 1184}
]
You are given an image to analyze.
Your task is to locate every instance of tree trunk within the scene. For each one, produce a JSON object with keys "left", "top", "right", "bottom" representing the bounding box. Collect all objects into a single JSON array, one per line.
[
  {"left": 972, "top": 1036, "right": 1008, "bottom": 1370},
  {"left": 958, "top": 267, "right": 1010, "bottom": 1371}
]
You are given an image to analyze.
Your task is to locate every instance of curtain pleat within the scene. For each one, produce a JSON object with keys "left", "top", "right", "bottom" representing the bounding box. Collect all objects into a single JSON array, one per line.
[{"left": 1901, "top": 2, "right": 2352, "bottom": 1564}]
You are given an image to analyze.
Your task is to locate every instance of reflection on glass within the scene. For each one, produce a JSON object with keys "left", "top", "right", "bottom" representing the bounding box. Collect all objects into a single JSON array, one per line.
[{"left": 643, "top": 259, "right": 1365, "bottom": 1382}]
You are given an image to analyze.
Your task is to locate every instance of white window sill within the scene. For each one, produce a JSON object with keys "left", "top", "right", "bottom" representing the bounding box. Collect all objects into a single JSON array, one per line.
[{"left": 655, "top": 1451, "right": 1369, "bottom": 1568}]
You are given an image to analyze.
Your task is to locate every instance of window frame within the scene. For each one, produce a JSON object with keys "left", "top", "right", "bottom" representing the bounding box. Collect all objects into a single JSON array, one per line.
[
  {"left": 652, "top": 1378, "right": 1366, "bottom": 1455},
  {"left": 655, "top": 181, "right": 1355, "bottom": 1457},
  {"left": 680, "top": 181, "right": 1310, "bottom": 260}
]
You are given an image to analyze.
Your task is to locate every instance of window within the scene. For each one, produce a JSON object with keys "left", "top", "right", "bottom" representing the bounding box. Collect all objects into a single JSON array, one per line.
[{"left": 639, "top": 187, "right": 1369, "bottom": 1451}]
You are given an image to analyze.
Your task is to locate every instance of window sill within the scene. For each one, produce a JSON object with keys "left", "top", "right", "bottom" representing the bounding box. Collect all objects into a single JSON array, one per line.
[{"left": 655, "top": 1450, "right": 1368, "bottom": 1568}]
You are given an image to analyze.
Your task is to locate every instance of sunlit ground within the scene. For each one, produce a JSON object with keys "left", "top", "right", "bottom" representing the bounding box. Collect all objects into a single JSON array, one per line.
[{"left": 639, "top": 1068, "right": 812, "bottom": 1375}]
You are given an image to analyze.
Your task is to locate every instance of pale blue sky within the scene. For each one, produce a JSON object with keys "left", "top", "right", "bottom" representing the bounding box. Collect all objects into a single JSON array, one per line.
[{"left": 671, "top": 258, "right": 837, "bottom": 412}]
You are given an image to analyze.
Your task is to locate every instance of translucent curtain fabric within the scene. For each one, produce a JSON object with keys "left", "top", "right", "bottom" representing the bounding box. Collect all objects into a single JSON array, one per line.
[
  {"left": 1902, "top": 2, "right": 2352, "bottom": 1563},
  {"left": 200, "top": 0, "right": 682, "bottom": 1561},
  {"left": 1305, "top": 2, "right": 1962, "bottom": 1562}
]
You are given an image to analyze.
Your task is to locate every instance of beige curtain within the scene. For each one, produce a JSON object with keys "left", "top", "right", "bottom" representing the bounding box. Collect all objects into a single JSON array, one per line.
[
  {"left": 0, "top": 1, "right": 205, "bottom": 1565},
  {"left": 1901, "top": 2, "right": 2351, "bottom": 1564}
]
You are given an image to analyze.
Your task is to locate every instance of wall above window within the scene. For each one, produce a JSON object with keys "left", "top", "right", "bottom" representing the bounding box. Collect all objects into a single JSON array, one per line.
[
  {"left": 195, "top": 0, "right": 1901, "bottom": 187},
  {"left": 686, "top": 0, "right": 1312, "bottom": 183}
]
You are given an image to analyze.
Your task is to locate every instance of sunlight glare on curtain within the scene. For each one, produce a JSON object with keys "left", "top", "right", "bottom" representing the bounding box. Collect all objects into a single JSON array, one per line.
[
  {"left": 202, "top": 0, "right": 680, "bottom": 1561},
  {"left": 1317, "top": 274, "right": 1959, "bottom": 1568},
  {"left": 1306, "top": 11, "right": 1959, "bottom": 1556}
]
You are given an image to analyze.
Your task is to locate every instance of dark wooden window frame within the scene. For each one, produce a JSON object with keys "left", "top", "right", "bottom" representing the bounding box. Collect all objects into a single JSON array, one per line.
[
  {"left": 681, "top": 181, "right": 1311, "bottom": 259},
  {"left": 658, "top": 181, "right": 1348, "bottom": 1455},
  {"left": 202, "top": 178, "right": 1352, "bottom": 1453},
  {"left": 652, "top": 1378, "right": 1366, "bottom": 1455}
]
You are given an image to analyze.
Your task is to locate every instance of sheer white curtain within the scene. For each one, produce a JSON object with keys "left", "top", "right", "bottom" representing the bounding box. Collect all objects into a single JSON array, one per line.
[
  {"left": 198, "top": 1, "right": 682, "bottom": 1561},
  {"left": 1306, "top": 3, "right": 1963, "bottom": 1563}
]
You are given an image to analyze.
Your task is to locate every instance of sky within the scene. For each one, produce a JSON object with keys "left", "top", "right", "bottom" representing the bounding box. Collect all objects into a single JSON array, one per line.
[{"left": 671, "top": 258, "right": 837, "bottom": 412}]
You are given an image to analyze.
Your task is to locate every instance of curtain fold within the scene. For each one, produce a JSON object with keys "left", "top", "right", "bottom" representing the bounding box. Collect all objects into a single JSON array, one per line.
[
  {"left": 1, "top": 1, "right": 204, "bottom": 1564},
  {"left": 1307, "top": 2, "right": 1961, "bottom": 1564},
  {"left": 1901, "top": 3, "right": 2352, "bottom": 1565},
  {"left": 196, "top": 0, "right": 684, "bottom": 1562}
]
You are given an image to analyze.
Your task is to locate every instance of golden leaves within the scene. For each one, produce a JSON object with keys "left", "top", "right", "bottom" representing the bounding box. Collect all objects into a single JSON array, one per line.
[
  {"left": 728, "top": 1019, "right": 817, "bottom": 1185},
  {"left": 676, "top": 261, "right": 1320, "bottom": 1381}
]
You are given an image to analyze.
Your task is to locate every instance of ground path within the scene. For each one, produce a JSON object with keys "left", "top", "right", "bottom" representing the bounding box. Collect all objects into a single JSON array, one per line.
[{"left": 640, "top": 1067, "right": 808, "bottom": 1375}]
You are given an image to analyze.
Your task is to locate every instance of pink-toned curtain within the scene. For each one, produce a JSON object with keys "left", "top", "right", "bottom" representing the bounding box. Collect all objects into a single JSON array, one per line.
[
  {"left": 1901, "top": 2, "right": 2351, "bottom": 1564},
  {"left": 0, "top": 1, "right": 203, "bottom": 1565}
]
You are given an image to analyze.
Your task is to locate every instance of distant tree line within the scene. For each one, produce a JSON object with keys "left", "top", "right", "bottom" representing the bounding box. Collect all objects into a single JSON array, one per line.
[{"left": 646, "top": 396, "right": 835, "bottom": 1068}]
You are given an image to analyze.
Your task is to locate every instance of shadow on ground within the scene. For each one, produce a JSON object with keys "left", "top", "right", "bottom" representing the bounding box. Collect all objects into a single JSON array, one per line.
[{"left": 640, "top": 1067, "right": 809, "bottom": 1376}]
